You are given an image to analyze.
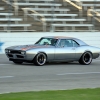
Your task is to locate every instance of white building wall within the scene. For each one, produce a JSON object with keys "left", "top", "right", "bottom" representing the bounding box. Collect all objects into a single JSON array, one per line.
[{"left": 0, "top": 32, "right": 100, "bottom": 54}]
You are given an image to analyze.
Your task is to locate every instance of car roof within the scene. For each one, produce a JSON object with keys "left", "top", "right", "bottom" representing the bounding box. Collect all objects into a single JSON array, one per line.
[
  {"left": 42, "top": 36, "right": 88, "bottom": 46},
  {"left": 42, "top": 36, "right": 73, "bottom": 39}
]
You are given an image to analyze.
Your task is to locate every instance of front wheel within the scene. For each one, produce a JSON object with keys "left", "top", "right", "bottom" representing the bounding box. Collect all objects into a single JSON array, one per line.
[
  {"left": 34, "top": 53, "right": 47, "bottom": 66},
  {"left": 79, "top": 52, "right": 92, "bottom": 65}
]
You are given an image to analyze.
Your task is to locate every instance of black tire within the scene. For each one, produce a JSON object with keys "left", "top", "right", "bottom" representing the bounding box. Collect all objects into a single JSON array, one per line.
[
  {"left": 13, "top": 61, "right": 23, "bottom": 64},
  {"left": 34, "top": 53, "right": 47, "bottom": 66},
  {"left": 79, "top": 52, "right": 92, "bottom": 65}
]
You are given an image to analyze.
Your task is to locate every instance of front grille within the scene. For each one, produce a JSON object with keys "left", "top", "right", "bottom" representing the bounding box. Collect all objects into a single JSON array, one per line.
[
  {"left": 8, "top": 54, "right": 13, "bottom": 57},
  {"left": 10, "top": 50, "right": 21, "bottom": 54},
  {"left": 17, "top": 55, "right": 24, "bottom": 58}
]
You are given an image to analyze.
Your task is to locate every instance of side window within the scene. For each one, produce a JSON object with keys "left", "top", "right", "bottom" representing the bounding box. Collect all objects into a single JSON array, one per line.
[
  {"left": 58, "top": 39, "right": 79, "bottom": 47},
  {"left": 65, "top": 40, "right": 73, "bottom": 47},
  {"left": 58, "top": 39, "right": 66, "bottom": 47},
  {"left": 72, "top": 40, "right": 79, "bottom": 47},
  {"left": 58, "top": 39, "right": 73, "bottom": 47},
  {"left": 64, "top": 39, "right": 79, "bottom": 47}
]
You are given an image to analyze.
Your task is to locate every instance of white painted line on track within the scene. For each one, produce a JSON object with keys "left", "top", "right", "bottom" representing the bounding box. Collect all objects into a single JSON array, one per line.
[
  {"left": 0, "top": 76, "right": 14, "bottom": 78},
  {"left": 57, "top": 72, "right": 100, "bottom": 75},
  {"left": 0, "top": 64, "right": 12, "bottom": 65}
]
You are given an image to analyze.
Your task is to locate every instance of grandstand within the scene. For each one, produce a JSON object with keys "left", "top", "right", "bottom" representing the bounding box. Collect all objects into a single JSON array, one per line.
[{"left": 0, "top": 0, "right": 100, "bottom": 32}]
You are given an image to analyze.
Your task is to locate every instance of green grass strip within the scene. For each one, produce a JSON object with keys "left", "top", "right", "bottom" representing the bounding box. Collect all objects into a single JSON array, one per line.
[{"left": 0, "top": 88, "right": 100, "bottom": 100}]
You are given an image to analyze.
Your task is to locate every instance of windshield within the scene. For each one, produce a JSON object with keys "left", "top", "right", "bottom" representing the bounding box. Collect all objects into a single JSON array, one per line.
[{"left": 35, "top": 38, "right": 58, "bottom": 46}]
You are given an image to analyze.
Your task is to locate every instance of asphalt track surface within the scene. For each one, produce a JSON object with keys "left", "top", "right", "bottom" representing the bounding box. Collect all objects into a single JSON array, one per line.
[{"left": 0, "top": 54, "right": 100, "bottom": 94}]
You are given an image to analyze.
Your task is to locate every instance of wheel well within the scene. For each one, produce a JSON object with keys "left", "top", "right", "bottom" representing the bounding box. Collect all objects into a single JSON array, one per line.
[
  {"left": 33, "top": 52, "right": 47, "bottom": 61},
  {"left": 80, "top": 51, "right": 93, "bottom": 59},
  {"left": 84, "top": 51, "right": 93, "bottom": 56}
]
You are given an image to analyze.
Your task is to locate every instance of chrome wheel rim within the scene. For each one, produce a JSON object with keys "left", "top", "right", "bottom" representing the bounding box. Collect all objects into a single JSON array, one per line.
[
  {"left": 83, "top": 53, "right": 92, "bottom": 64},
  {"left": 37, "top": 53, "right": 46, "bottom": 65}
]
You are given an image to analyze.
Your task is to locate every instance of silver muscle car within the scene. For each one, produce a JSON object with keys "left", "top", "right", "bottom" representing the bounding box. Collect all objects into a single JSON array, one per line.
[{"left": 5, "top": 36, "right": 100, "bottom": 66}]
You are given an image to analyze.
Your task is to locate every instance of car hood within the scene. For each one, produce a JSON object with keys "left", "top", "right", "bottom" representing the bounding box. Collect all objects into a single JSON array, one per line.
[{"left": 6, "top": 44, "right": 52, "bottom": 51}]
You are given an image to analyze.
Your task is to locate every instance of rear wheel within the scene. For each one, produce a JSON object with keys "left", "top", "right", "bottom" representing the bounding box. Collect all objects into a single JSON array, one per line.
[
  {"left": 13, "top": 61, "right": 23, "bottom": 64},
  {"left": 79, "top": 52, "right": 92, "bottom": 65},
  {"left": 34, "top": 53, "right": 47, "bottom": 66}
]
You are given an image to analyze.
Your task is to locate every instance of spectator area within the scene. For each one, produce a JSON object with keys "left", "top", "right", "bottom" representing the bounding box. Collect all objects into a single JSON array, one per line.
[{"left": 0, "top": 0, "right": 100, "bottom": 32}]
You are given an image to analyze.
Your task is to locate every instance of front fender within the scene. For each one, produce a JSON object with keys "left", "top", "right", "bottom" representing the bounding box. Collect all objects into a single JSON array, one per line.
[{"left": 26, "top": 48, "right": 55, "bottom": 61}]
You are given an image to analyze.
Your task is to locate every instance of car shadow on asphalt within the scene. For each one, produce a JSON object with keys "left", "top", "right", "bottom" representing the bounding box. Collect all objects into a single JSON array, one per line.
[{"left": 19, "top": 61, "right": 80, "bottom": 66}]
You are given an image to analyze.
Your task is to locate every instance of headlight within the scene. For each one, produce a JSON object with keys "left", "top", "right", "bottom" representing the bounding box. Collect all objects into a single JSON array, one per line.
[
  {"left": 5, "top": 49, "right": 11, "bottom": 53},
  {"left": 21, "top": 51, "right": 26, "bottom": 55}
]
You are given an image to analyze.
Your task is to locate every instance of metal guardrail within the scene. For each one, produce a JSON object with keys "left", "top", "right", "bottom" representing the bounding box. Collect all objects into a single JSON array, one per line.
[
  {"left": 22, "top": 8, "right": 46, "bottom": 32},
  {"left": 64, "top": 0, "right": 82, "bottom": 16},
  {"left": 2, "top": 0, "right": 18, "bottom": 15},
  {"left": 87, "top": 7, "right": 100, "bottom": 22},
  {"left": 1, "top": 0, "right": 99, "bottom": 32}
]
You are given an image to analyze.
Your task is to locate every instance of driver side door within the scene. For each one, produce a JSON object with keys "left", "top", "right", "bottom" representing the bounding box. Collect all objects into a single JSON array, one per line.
[{"left": 54, "top": 39, "right": 79, "bottom": 60}]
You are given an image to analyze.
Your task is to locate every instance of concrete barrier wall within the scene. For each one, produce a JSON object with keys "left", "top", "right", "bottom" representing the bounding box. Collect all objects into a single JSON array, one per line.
[{"left": 0, "top": 32, "right": 100, "bottom": 54}]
